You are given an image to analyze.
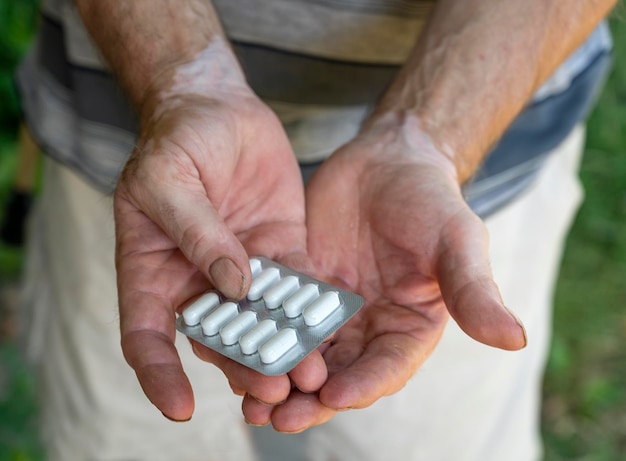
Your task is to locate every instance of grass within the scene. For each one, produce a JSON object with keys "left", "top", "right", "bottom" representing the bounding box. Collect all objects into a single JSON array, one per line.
[
  {"left": 0, "top": 130, "right": 41, "bottom": 460},
  {"left": 0, "top": 8, "right": 625, "bottom": 461},
  {"left": 0, "top": 3, "right": 46, "bottom": 458},
  {"left": 0, "top": 344, "right": 42, "bottom": 461},
  {"left": 540, "top": 15, "right": 626, "bottom": 461}
]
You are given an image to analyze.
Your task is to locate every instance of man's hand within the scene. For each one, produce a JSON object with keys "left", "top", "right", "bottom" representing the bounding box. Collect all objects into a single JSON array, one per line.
[
  {"left": 72, "top": 0, "right": 327, "bottom": 422},
  {"left": 240, "top": 0, "right": 615, "bottom": 431},
  {"left": 242, "top": 115, "right": 527, "bottom": 431},
  {"left": 114, "top": 85, "right": 327, "bottom": 422}
]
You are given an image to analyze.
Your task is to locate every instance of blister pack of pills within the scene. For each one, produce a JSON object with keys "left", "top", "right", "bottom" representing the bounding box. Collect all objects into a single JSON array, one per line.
[{"left": 176, "top": 257, "right": 364, "bottom": 376}]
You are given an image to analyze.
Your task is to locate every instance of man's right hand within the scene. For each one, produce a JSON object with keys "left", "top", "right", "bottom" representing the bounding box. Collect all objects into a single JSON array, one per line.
[
  {"left": 72, "top": 0, "right": 328, "bottom": 423},
  {"left": 114, "top": 74, "right": 327, "bottom": 422}
]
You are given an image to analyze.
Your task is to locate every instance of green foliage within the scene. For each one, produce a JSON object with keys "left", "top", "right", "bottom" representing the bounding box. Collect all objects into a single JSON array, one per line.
[
  {"left": 542, "top": 14, "right": 626, "bottom": 461},
  {"left": 0, "top": 0, "right": 39, "bottom": 135},
  {"left": 0, "top": 0, "right": 40, "bottom": 279},
  {"left": 0, "top": 344, "right": 43, "bottom": 461},
  {"left": 0, "top": 3, "right": 43, "bottom": 461}
]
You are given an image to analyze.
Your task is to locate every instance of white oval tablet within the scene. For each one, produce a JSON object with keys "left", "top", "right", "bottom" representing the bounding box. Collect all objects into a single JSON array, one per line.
[
  {"left": 263, "top": 275, "right": 300, "bottom": 309},
  {"left": 249, "top": 258, "right": 262, "bottom": 277},
  {"left": 239, "top": 319, "right": 277, "bottom": 355},
  {"left": 247, "top": 268, "right": 281, "bottom": 301},
  {"left": 258, "top": 328, "right": 298, "bottom": 364},
  {"left": 219, "top": 311, "right": 257, "bottom": 346},
  {"left": 201, "top": 302, "right": 239, "bottom": 336},
  {"left": 283, "top": 283, "right": 319, "bottom": 318},
  {"left": 182, "top": 292, "right": 220, "bottom": 326},
  {"left": 303, "top": 291, "right": 341, "bottom": 326}
]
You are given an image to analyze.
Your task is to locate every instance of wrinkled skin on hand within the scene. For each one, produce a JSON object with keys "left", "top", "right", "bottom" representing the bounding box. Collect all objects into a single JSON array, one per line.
[
  {"left": 115, "top": 89, "right": 526, "bottom": 430},
  {"left": 242, "top": 120, "right": 527, "bottom": 432},
  {"left": 114, "top": 89, "right": 328, "bottom": 422}
]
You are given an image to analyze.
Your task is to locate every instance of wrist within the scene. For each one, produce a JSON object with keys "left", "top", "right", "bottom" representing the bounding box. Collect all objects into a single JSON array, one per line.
[
  {"left": 359, "top": 111, "right": 462, "bottom": 184},
  {"left": 139, "top": 36, "right": 253, "bottom": 127}
]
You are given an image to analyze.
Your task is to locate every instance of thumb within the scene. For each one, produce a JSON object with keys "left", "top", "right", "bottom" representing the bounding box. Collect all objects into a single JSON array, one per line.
[
  {"left": 154, "top": 197, "right": 251, "bottom": 300},
  {"left": 436, "top": 211, "right": 527, "bottom": 351},
  {"left": 117, "top": 171, "right": 251, "bottom": 300}
]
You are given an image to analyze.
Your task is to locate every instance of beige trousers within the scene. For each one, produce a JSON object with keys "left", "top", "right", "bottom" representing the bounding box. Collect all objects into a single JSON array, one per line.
[{"left": 20, "top": 126, "right": 585, "bottom": 461}]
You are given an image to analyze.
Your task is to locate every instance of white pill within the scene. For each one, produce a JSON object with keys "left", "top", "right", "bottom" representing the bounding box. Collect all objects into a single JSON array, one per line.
[
  {"left": 247, "top": 267, "right": 281, "bottom": 301},
  {"left": 263, "top": 276, "right": 300, "bottom": 309},
  {"left": 239, "top": 319, "right": 277, "bottom": 355},
  {"left": 303, "top": 291, "right": 341, "bottom": 326},
  {"left": 182, "top": 292, "right": 220, "bottom": 326},
  {"left": 258, "top": 328, "right": 298, "bottom": 364},
  {"left": 219, "top": 311, "right": 257, "bottom": 346},
  {"left": 201, "top": 302, "right": 239, "bottom": 336},
  {"left": 283, "top": 284, "right": 319, "bottom": 318},
  {"left": 249, "top": 258, "right": 262, "bottom": 277}
]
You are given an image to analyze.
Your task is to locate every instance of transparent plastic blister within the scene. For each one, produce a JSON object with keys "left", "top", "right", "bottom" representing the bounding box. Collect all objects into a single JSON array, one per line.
[{"left": 176, "top": 257, "right": 365, "bottom": 376}]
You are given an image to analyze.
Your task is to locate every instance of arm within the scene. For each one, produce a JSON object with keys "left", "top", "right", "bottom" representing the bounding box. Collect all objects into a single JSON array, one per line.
[
  {"left": 73, "top": 0, "right": 252, "bottom": 295},
  {"left": 369, "top": 0, "right": 616, "bottom": 181},
  {"left": 74, "top": 1, "right": 226, "bottom": 117},
  {"left": 251, "top": 0, "right": 616, "bottom": 432},
  {"left": 73, "top": 0, "right": 327, "bottom": 421}
]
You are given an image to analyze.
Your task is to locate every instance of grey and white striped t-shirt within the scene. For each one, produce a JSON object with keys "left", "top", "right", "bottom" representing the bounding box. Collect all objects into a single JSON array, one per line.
[{"left": 18, "top": 0, "right": 612, "bottom": 216}]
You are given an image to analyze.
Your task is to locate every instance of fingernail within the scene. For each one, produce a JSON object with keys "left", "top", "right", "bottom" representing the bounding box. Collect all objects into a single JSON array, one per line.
[
  {"left": 209, "top": 257, "right": 245, "bottom": 299},
  {"left": 244, "top": 417, "right": 270, "bottom": 427},
  {"left": 245, "top": 392, "right": 287, "bottom": 406},
  {"left": 505, "top": 306, "right": 528, "bottom": 348},
  {"left": 161, "top": 412, "right": 192, "bottom": 423},
  {"left": 250, "top": 394, "right": 287, "bottom": 406}
]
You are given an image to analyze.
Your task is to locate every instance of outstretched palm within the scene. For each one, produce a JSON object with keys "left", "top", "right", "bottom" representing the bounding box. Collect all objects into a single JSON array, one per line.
[
  {"left": 114, "top": 91, "right": 326, "bottom": 421},
  {"left": 249, "top": 125, "right": 526, "bottom": 431}
]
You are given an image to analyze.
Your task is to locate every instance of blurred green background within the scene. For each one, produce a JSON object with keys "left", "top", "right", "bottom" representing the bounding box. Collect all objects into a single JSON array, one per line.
[{"left": 0, "top": 2, "right": 625, "bottom": 460}]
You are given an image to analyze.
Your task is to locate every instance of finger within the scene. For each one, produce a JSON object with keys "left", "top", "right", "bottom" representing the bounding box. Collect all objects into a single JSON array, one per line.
[
  {"left": 118, "top": 159, "right": 252, "bottom": 301},
  {"left": 436, "top": 210, "right": 527, "bottom": 350},
  {"left": 319, "top": 333, "right": 425, "bottom": 410},
  {"left": 269, "top": 391, "right": 336, "bottom": 433},
  {"left": 115, "top": 202, "right": 201, "bottom": 420},
  {"left": 241, "top": 393, "right": 274, "bottom": 426},
  {"left": 120, "top": 291, "right": 194, "bottom": 421},
  {"left": 229, "top": 381, "right": 246, "bottom": 396},
  {"left": 191, "top": 341, "right": 292, "bottom": 405},
  {"left": 287, "top": 349, "right": 328, "bottom": 393}
]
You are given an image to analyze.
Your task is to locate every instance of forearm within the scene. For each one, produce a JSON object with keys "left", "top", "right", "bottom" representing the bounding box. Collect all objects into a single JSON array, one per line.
[
  {"left": 365, "top": 0, "right": 616, "bottom": 182},
  {"left": 73, "top": 0, "right": 244, "bottom": 119}
]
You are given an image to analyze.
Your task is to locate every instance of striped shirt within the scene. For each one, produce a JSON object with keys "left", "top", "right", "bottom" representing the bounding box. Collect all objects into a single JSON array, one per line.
[{"left": 17, "top": 0, "right": 612, "bottom": 216}]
